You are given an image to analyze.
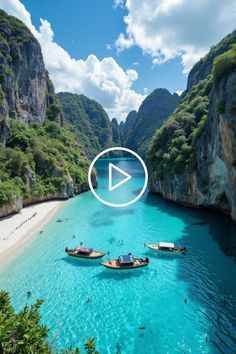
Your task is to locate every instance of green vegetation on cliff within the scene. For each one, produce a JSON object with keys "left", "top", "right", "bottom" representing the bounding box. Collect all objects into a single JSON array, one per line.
[
  {"left": 0, "top": 119, "right": 89, "bottom": 206},
  {"left": 148, "top": 78, "right": 211, "bottom": 178},
  {"left": 186, "top": 30, "right": 236, "bottom": 91},
  {"left": 0, "top": 290, "right": 98, "bottom": 353},
  {"left": 213, "top": 44, "right": 236, "bottom": 86},
  {"left": 58, "top": 92, "right": 113, "bottom": 158},
  {"left": 148, "top": 31, "right": 236, "bottom": 180}
]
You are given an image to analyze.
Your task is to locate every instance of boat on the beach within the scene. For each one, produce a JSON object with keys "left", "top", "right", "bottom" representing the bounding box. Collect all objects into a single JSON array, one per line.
[
  {"left": 65, "top": 245, "right": 107, "bottom": 259},
  {"left": 145, "top": 242, "right": 187, "bottom": 254},
  {"left": 100, "top": 254, "right": 149, "bottom": 270}
]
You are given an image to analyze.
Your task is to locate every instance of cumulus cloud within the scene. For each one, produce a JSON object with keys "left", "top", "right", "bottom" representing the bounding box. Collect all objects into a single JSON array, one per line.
[
  {"left": 114, "top": 0, "right": 236, "bottom": 73},
  {"left": 0, "top": 0, "right": 145, "bottom": 121}
]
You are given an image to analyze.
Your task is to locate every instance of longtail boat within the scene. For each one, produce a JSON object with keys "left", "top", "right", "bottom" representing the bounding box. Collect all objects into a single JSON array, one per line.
[
  {"left": 100, "top": 254, "right": 149, "bottom": 270},
  {"left": 145, "top": 242, "right": 187, "bottom": 254},
  {"left": 65, "top": 245, "right": 107, "bottom": 259}
]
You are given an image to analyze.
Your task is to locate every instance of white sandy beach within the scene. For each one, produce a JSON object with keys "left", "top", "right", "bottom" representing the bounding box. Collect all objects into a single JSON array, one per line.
[{"left": 0, "top": 200, "right": 64, "bottom": 262}]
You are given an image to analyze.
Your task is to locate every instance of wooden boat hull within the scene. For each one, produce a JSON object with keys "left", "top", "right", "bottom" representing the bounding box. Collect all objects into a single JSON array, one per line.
[
  {"left": 145, "top": 244, "right": 186, "bottom": 254},
  {"left": 66, "top": 250, "right": 107, "bottom": 259},
  {"left": 100, "top": 258, "right": 149, "bottom": 270}
]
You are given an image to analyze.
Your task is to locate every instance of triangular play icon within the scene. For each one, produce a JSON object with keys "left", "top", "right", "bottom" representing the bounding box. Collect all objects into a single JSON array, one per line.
[{"left": 108, "top": 163, "right": 132, "bottom": 192}]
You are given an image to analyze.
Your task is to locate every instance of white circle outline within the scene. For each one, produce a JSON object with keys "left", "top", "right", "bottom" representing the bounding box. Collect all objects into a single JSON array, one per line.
[{"left": 88, "top": 147, "right": 148, "bottom": 208}]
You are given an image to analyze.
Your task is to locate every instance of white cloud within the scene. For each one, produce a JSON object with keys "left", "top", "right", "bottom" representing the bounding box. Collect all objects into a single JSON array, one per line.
[
  {"left": 176, "top": 90, "right": 183, "bottom": 96},
  {"left": 0, "top": 0, "right": 145, "bottom": 121},
  {"left": 114, "top": 0, "right": 236, "bottom": 73},
  {"left": 114, "top": 32, "right": 135, "bottom": 51},
  {"left": 113, "top": 0, "right": 125, "bottom": 9}
]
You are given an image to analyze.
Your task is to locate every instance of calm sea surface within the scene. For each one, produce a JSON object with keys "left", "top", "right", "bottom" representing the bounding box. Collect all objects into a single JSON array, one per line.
[{"left": 0, "top": 158, "right": 236, "bottom": 353}]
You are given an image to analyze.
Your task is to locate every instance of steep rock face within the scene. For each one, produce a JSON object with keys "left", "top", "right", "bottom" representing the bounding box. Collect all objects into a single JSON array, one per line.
[
  {"left": 118, "top": 120, "right": 125, "bottom": 145},
  {"left": 148, "top": 36, "right": 236, "bottom": 222},
  {"left": 0, "top": 10, "right": 63, "bottom": 143},
  {"left": 111, "top": 117, "right": 121, "bottom": 145},
  {"left": 58, "top": 92, "right": 113, "bottom": 158},
  {"left": 126, "top": 89, "right": 179, "bottom": 157},
  {"left": 0, "top": 195, "right": 22, "bottom": 218},
  {"left": 120, "top": 110, "right": 137, "bottom": 146},
  {"left": 149, "top": 72, "right": 236, "bottom": 220}
]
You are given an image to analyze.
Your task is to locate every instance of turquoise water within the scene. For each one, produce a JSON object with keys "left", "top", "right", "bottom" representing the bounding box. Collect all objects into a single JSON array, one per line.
[{"left": 1, "top": 158, "right": 236, "bottom": 353}]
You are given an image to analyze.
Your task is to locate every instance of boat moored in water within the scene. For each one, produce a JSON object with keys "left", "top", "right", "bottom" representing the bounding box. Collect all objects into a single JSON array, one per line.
[
  {"left": 145, "top": 242, "right": 187, "bottom": 254},
  {"left": 65, "top": 245, "right": 107, "bottom": 259},
  {"left": 100, "top": 254, "right": 149, "bottom": 270}
]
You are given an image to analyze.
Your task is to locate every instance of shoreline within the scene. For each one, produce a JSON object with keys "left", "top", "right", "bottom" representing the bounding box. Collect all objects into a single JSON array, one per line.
[{"left": 0, "top": 200, "right": 64, "bottom": 267}]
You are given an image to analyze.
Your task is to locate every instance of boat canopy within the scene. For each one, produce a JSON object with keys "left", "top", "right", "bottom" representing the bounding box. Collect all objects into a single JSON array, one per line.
[
  {"left": 118, "top": 254, "right": 134, "bottom": 265},
  {"left": 159, "top": 242, "right": 175, "bottom": 249},
  {"left": 75, "top": 246, "right": 92, "bottom": 254}
]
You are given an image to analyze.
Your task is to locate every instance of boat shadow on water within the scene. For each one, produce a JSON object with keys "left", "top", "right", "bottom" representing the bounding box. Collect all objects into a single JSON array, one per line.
[
  {"left": 143, "top": 249, "right": 186, "bottom": 261},
  {"left": 60, "top": 256, "right": 101, "bottom": 268},
  {"left": 95, "top": 268, "right": 147, "bottom": 281}
]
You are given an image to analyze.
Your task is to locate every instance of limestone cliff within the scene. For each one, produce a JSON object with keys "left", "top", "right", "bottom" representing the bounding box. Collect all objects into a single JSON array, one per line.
[
  {"left": 0, "top": 9, "right": 63, "bottom": 144},
  {"left": 148, "top": 33, "right": 236, "bottom": 222},
  {"left": 0, "top": 10, "right": 92, "bottom": 218}
]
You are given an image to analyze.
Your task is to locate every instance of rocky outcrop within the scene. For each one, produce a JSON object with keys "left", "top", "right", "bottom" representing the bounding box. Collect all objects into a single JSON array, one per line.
[
  {"left": 111, "top": 117, "right": 121, "bottom": 145},
  {"left": 0, "top": 195, "right": 22, "bottom": 218},
  {"left": 0, "top": 10, "right": 63, "bottom": 143},
  {"left": 149, "top": 69, "right": 236, "bottom": 221}
]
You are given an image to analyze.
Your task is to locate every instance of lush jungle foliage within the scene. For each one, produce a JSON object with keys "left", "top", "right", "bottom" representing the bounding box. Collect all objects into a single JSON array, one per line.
[
  {"left": 148, "top": 77, "right": 211, "bottom": 178},
  {"left": 0, "top": 118, "right": 89, "bottom": 206},
  {"left": 0, "top": 291, "right": 99, "bottom": 353},
  {"left": 213, "top": 44, "right": 236, "bottom": 86},
  {"left": 58, "top": 93, "right": 113, "bottom": 158}
]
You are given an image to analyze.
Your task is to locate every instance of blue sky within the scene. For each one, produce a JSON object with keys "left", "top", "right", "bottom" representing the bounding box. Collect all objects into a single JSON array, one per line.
[
  {"left": 0, "top": 0, "right": 235, "bottom": 120},
  {"left": 21, "top": 0, "right": 186, "bottom": 95}
]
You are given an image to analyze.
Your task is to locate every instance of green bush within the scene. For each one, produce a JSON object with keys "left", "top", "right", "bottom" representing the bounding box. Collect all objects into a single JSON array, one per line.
[
  {"left": 0, "top": 182, "right": 14, "bottom": 206},
  {"left": 213, "top": 44, "right": 236, "bottom": 86},
  {"left": 46, "top": 93, "right": 62, "bottom": 121},
  {"left": 0, "top": 290, "right": 99, "bottom": 353}
]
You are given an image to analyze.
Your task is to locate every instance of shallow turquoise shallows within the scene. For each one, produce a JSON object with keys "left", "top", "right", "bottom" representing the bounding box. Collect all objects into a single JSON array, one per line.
[{"left": 1, "top": 158, "right": 236, "bottom": 354}]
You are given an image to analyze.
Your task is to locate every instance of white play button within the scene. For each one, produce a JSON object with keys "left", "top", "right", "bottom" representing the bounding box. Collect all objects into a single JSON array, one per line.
[
  {"left": 88, "top": 147, "right": 148, "bottom": 207},
  {"left": 108, "top": 163, "right": 132, "bottom": 192}
]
